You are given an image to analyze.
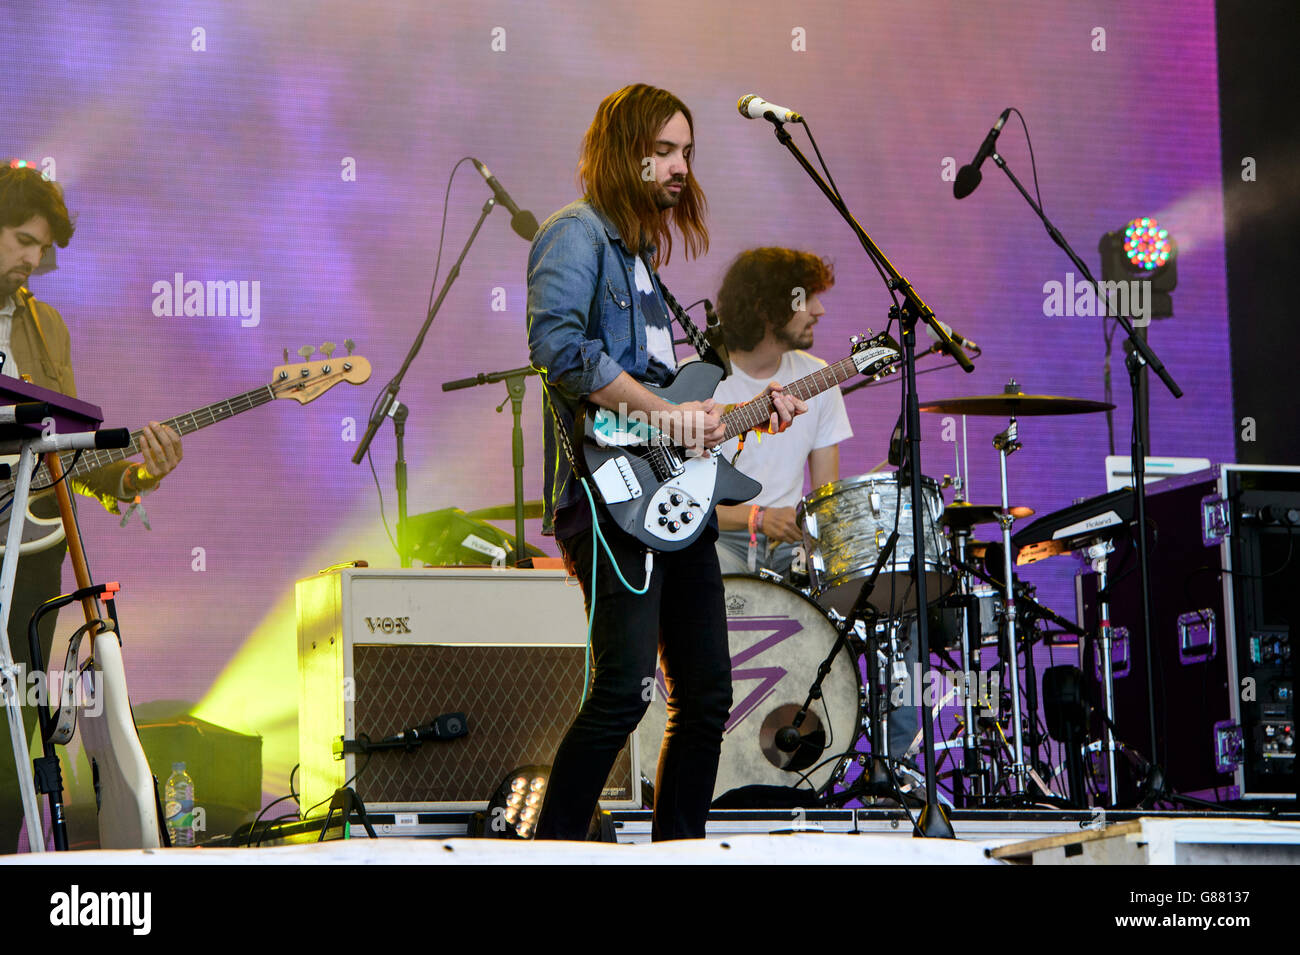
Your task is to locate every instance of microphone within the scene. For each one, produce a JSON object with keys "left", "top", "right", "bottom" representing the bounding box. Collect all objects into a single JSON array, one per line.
[
  {"left": 737, "top": 94, "right": 803, "bottom": 124},
  {"left": 774, "top": 725, "right": 803, "bottom": 753},
  {"left": 953, "top": 108, "right": 1011, "bottom": 200},
  {"left": 923, "top": 319, "right": 981, "bottom": 354},
  {"left": 471, "top": 159, "right": 539, "bottom": 240},
  {"left": 383, "top": 711, "right": 469, "bottom": 745}
]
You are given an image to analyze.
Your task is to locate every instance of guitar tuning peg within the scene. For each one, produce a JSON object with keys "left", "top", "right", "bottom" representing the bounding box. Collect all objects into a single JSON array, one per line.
[
  {"left": 849, "top": 334, "right": 862, "bottom": 346},
  {"left": 865, "top": 328, "right": 874, "bottom": 337},
  {"left": 298, "top": 345, "right": 315, "bottom": 360},
  {"left": 321, "top": 341, "right": 336, "bottom": 358},
  {"left": 344, "top": 339, "right": 355, "bottom": 356},
  {"left": 283, "top": 348, "right": 289, "bottom": 364}
]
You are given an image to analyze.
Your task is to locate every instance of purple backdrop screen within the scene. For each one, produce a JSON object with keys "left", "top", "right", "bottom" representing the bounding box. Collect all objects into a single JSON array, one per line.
[{"left": 7, "top": 0, "right": 1229, "bottom": 799}]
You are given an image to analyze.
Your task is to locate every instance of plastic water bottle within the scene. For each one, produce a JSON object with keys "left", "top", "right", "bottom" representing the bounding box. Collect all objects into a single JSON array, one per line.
[{"left": 165, "top": 762, "right": 195, "bottom": 847}]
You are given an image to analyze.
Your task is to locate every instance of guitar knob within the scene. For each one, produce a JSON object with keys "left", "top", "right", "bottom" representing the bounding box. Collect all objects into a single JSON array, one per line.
[
  {"left": 658, "top": 502, "right": 671, "bottom": 515},
  {"left": 667, "top": 521, "right": 680, "bottom": 533},
  {"left": 658, "top": 516, "right": 668, "bottom": 526},
  {"left": 681, "top": 511, "right": 694, "bottom": 524},
  {"left": 670, "top": 493, "right": 682, "bottom": 506}
]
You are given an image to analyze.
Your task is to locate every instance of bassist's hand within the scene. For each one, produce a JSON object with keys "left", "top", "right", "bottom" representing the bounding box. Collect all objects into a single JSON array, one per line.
[
  {"left": 672, "top": 399, "right": 725, "bottom": 455},
  {"left": 130, "top": 422, "right": 183, "bottom": 491}
]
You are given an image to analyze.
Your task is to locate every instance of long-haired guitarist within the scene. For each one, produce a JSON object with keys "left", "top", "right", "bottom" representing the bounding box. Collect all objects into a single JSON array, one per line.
[
  {"left": 527, "top": 85, "right": 806, "bottom": 840},
  {"left": 0, "top": 163, "right": 183, "bottom": 852}
]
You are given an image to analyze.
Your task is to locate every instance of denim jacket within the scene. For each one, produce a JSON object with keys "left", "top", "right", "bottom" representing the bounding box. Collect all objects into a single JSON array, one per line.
[{"left": 527, "top": 198, "right": 674, "bottom": 541}]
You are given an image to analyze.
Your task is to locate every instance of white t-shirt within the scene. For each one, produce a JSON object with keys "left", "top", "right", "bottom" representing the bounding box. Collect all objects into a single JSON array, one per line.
[
  {"left": 0, "top": 296, "right": 18, "bottom": 379},
  {"left": 713, "top": 350, "right": 853, "bottom": 508}
]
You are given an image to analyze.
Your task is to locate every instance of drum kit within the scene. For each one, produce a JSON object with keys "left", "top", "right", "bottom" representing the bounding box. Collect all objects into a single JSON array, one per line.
[{"left": 640, "top": 379, "right": 1116, "bottom": 810}]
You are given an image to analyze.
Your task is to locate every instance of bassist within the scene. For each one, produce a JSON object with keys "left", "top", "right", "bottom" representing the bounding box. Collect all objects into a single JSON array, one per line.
[{"left": 0, "top": 164, "right": 182, "bottom": 852}]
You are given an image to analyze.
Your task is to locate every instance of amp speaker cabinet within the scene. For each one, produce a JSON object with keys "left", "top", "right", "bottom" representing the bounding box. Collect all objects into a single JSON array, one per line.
[
  {"left": 1077, "top": 465, "right": 1298, "bottom": 802},
  {"left": 296, "top": 568, "right": 639, "bottom": 814}
]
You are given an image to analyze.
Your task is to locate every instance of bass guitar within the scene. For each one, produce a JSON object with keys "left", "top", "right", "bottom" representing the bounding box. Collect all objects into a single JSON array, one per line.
[{"left": 1, "top": 349, "right": 372, "bottom": 555}]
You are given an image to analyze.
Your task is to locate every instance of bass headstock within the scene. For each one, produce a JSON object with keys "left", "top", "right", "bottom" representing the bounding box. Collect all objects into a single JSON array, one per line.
[{"left": 271, "top": 345, "right": 372, "bottom": 405}]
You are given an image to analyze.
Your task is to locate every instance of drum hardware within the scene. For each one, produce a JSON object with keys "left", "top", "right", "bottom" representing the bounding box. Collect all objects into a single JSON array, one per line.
[
  {"left": 945, "top": 521, "right": 989, "bottom": 804},
  {"left": 784, "top": 531, "right": 901, "bottom": 804},
  {"left": 949, "top": 552, "right": 1091, "bottom": 802},
  {"left": 919, "top": 384, "right": 1115, "bottom": 796},
  {"left": 988, "top": 387, "right": 1030, "bottom": 794}
]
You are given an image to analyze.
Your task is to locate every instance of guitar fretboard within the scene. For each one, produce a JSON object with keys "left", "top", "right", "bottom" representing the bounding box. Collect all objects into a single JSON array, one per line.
[
  {"left": 2, "top": 385, "right": 276, "bottom": 493},
  {"left": 721, "top": 355, "right": 860, "bottom": 441}
]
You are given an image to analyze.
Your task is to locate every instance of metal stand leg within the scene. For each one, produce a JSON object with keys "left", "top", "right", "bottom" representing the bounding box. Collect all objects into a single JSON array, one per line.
[
  {"left": 993, "top": 416, "right": 1027, "bottom": 793},
  {"left": 0, "top": 444, "right": 49, "bottom": 852},
  {"left": 1084, "top": 541, "right": 1120, "bottom": 806},
  {"left": 952, "top": 529, "right": 985, "bottom": 803}
]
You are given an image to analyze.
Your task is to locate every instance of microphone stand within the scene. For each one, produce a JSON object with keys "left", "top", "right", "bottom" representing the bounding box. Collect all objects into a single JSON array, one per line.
[
  {"left": 765, "top": 119, "right": 961, "bottom": 837},
  {"left": 987, "top": 149, "right": 1183, "bottom": 769},
  {"left": 352, "top": 196, "right": 500, "bottom": 568},
  {"left": 442, "top": 365, "right": 539, "bottom": 563}
]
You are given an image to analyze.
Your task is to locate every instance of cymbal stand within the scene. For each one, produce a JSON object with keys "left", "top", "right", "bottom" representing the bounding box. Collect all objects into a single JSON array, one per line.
[
  {"left": 1079, "top": 540, "right": 1120, "bottom": 805},
  {"left": 992, "top": 402, "right": 1028, "bottom": 793}
]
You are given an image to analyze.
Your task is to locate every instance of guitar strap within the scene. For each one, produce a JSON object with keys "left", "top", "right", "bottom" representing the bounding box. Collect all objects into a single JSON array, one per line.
[
  {"left": 15, "top": 286, "right": 50, "bottom": 356},
  {"left": 652, "top": 264, "right": 731, "bottom": 376}
]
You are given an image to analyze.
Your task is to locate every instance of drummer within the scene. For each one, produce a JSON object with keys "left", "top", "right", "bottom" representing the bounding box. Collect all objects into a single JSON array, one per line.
[
  {"left": 712, "top": 248, "right": 928, "bottom": 796},
  {"left": 712, "top": 247, "right": 853, "bottom": 577}
]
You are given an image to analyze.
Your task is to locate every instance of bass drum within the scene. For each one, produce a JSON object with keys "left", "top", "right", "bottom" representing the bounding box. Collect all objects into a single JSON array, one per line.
[{"left": 638, "top": 574, "right": 864, "bottom": 801}]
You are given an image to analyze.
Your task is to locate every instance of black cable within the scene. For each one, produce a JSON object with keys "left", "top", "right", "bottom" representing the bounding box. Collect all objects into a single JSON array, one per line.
[
  {"left": 243, "top": 764, "right": 300, "bottom": 847},
  {"left": 302, "top": 749, "right": 373, "bottom": 820},
  {"left": 799, "top": 118, "right": 901, "bottom": 312},
  {"left": 0, "top": 450, "right": 85, "bottom": 513},
  {"left": 366, "top": 157, "right": 476, "bottom": 558}
]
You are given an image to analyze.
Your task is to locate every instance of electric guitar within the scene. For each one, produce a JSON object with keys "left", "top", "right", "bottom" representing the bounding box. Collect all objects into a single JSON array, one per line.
[
  {"left": 0, "top": 349, "right": 372, "bottom": 556},
  {"left": 581, "top": 332, "right": 901, "bottom": 551}
]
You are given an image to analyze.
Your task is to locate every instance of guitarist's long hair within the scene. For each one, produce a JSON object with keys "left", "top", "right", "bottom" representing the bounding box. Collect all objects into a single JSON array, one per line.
[{"left": 578, "top": 84, "right": 708, "bottom": 269}]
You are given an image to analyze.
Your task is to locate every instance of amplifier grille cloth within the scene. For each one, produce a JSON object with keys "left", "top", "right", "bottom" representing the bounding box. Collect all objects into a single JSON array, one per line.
[{"left": 353, "top": 644, "right": 633, "bottom": 803}]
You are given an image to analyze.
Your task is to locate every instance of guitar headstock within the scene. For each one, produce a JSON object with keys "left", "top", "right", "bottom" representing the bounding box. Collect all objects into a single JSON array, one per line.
[
  {"left": 270, "top": 352, "right": 372, "bottom": 404},
  {"left": 849, "top": 331, "right": 902, "bottom": 380}
]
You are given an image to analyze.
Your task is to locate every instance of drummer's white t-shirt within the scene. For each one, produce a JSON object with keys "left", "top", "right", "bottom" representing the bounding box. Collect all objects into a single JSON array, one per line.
[{"left": 713, "top": 350, "right": 853, "bottom": 509}]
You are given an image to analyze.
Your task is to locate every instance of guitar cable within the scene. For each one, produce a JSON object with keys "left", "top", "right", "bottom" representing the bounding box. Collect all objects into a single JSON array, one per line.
[{"left": 577, "top": 477, "right": 653, "bottom": 704}]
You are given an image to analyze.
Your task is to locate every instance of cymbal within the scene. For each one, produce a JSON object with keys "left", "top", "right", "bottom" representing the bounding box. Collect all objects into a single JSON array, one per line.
[
  {"left": 942, "top": 502, "right": 1035, "bottom": 529},
  {"left": 466, "top": 500, "right": 546, "bottom": 521},
  {"left": 919, "top": 392, "right": 1115, "bottom": 416}
]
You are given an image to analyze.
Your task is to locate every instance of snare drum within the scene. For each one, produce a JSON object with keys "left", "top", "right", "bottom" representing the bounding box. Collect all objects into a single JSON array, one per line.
[
  {"left": 798, "top": 472, "right": 950, "bottom": 614},
  {"left": 637, "top": 575, "right": 864, "bottom": 800}
]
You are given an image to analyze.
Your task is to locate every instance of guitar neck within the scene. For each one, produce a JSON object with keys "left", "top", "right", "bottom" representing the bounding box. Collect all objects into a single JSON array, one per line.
[
  {"left": 62, "top": 385, "right": 276, "bottom": 478},
  {"left": 721, "top": 355, "right": 859, "bottom": 441}
]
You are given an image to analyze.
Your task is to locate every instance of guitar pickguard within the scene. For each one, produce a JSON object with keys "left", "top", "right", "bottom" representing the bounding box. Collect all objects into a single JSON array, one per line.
[{"left": 641, "top": 455, "right": 717, "bottom": 544}]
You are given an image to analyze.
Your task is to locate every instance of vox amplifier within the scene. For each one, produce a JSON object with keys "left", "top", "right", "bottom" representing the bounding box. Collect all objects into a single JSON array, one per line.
[{"left": 296, "top": 567, "right": 639, "bottom": 813}]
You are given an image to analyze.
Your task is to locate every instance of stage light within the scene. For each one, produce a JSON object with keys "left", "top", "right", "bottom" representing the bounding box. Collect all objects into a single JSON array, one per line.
[
  {"left": 1123, "top": 218, "right": 1174, "bottom": 271},
  {"left": 1099, "top": 216, "right": 1178, "bottom": 318},
  {"left": 473, "top": 765, "right": 550, "bottom": 839}
]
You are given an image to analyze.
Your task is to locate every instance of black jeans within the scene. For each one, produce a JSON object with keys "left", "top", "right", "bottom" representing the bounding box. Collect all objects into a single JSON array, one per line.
[{"left": 536, "top": 523, "right": 732, "bottom": 842}]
